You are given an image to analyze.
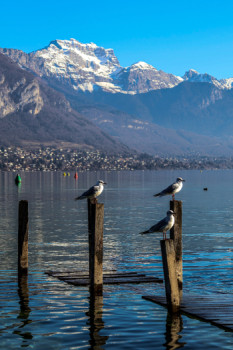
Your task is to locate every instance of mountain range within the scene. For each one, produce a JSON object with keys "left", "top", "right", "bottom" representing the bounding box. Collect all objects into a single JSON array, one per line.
[
  {"left": 1, "top": 38, "right": 233, "bottom": 156},
  {"left": 0, "top": 52, "right": 128, "bottom": 153}
]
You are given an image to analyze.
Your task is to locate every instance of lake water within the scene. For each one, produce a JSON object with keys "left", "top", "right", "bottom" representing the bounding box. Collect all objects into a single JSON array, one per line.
[{"left": 1, "top": 169, "right": 233, "bottom": 349}]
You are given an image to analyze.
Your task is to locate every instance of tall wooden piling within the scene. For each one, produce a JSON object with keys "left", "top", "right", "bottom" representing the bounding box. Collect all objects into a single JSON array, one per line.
[
  {"left": 160, "top": 199, "right": 183, "bottom": 311},
  {"left": 18, "top": 200, "right": 29, "bottom": 275},
  {"left": 160, "top": 239, "right": 180, "bottom": 312},
  {"left": 170, "top": 200, "right": 183, "bottom": 298},
  {"left": 88, "top": 198, "right": 104, "bottom": 295}
]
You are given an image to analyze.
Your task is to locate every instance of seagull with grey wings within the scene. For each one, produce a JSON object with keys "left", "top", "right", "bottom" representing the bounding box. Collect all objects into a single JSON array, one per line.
[
  {"left": 75, "top": 180, "right": 107, "bottom": 200},
  {"left": 140, "top": 210, "right": 175, "bottom": 240},
  {"left": 154, "top": 177, "right": 185, "bottom": 200}
]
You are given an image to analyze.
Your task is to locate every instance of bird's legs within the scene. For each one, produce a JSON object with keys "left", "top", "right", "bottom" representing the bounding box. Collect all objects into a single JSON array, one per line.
[
  {"left": 163, "top": 231, "right": 167, "bottom": 240},
  {"left": 172, "top": 194, "right": 175, "bottom": 200}
]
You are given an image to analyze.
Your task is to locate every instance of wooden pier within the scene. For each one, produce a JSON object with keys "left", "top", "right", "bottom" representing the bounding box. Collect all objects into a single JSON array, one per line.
[
  {"left": 46, "top": 198, "right": 162, "bottom": 289},
  {"left": 143, "top": 294, "right": 233, "bottom": 332},
  {"left": 46, "top": 270, "right": 163, "bottom": 285},
  {"left": 143, "top": 199, "right": 233, "bottom": 332},
  {"left": 19, "top": 197, "right": 233, "bottom": 333}
]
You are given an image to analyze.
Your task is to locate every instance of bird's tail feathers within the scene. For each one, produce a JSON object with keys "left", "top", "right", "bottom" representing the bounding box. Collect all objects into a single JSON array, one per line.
[
  {"left": 75, "top": 196, "right": 85, "bottom": 200},
  {"left": 153, "top": 193, "right": 160, "bottom": 197},
  {"left": 140, "top": 230, "right": 150, "bottom": 235}
]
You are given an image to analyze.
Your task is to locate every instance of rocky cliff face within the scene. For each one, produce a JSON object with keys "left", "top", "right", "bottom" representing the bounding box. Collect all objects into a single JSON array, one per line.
[
  {"left": 0, "top": 77, "right": 44, "bottom": 117},
  {"left": 0, "top": 55, "right": 44, "bottom": 118},
  {"left": 0, "top": 52, "right": 129, "bottom": 153}
]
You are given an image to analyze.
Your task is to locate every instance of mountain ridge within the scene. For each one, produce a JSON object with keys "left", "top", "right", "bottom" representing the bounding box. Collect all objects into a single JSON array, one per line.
[
  {"left": 0, "top": 52, "right": 129, "bottom": 153},
  {"left": 2, "top": 39, "right": 233, "bottom": 156},
  {"left": 0, "top": 39, "right": 183, "bottom": 94},
  {"left": 1, "top": 38, "right": 233, "bottom": 95}
]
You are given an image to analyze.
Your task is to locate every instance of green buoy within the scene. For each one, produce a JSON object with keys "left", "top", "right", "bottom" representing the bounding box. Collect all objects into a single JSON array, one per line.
[{"left": 15, "top": 174, "right": 22, "bottom": 185}]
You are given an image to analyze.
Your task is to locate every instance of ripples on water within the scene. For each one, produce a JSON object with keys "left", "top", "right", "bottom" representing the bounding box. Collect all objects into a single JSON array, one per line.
[{"left": 1, "top": 170, "right": 233, "bottom": 349}]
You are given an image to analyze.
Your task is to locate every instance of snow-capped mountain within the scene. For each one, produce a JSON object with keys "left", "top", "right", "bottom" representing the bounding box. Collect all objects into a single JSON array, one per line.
[
  {"left": 3, "top": 42, "right": 233, "bottom": 156},
  {"left": 0, "top": 39, "right": 182, "bottom": 94},
  {"left": 2, "top": 38, "right": 233, "bottom": 96},
  {"left": 115, "top": 61, "right": 183, "bottom": 94},
  {"left": 183, "top": 69, "right": 233, "bottom": 90},
  {"left": 0, "top": 52, "right": 128, "bottom": 153}
]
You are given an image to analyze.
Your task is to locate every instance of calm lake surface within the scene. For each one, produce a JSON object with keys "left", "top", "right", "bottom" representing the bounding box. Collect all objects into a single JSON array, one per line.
[{"left": 1, "top": 169, "right": 233, "bottom": 349}]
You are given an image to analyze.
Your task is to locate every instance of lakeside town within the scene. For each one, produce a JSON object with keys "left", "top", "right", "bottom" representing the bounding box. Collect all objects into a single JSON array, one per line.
[{"left": 0, "top": 146, "right": 233, "bottom": 172}]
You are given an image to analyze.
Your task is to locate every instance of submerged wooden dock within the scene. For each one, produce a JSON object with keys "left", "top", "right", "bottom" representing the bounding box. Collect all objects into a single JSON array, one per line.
[
  {"left": 143, "top": 294, "right": 233, "bottom": 332},
  {"left": 46, "top": 270, "right": 163, "bottom": 286},
  {"left": 18, "top": 197, "right": 233, "bottom": 333}
]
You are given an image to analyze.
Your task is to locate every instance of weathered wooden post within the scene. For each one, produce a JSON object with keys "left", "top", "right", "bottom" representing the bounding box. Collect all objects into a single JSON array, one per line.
[
  {"left": 170, "top": 200, "right": 183, "bottom": 299},
  {"left": 18, "top": 200, "right": 29, "bottom": 275},
  {"left": 160, "top": 199, "right": 183, "bottom": 311},
  {"left": 160, "top": 239, "right": 180, "bottom": 312},
  {"left": 88, "top": 198, "right": 104, "bottom": 295}
]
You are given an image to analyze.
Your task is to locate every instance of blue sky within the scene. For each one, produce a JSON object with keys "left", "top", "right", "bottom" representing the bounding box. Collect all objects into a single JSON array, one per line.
[{"left": 1, "top": 0, "right": 233, "bottom": 78}]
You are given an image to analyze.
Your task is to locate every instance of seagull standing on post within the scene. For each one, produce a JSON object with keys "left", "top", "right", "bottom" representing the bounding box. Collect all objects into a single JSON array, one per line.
[
  {"left": 75, "top": 180, "right": 107, "bottom": 200},
  {"left": 154, "top": 177, "right": 185, "bottom": 200},
  {"left": 140, "top": 210, "right": 175, "bottom": 240}
]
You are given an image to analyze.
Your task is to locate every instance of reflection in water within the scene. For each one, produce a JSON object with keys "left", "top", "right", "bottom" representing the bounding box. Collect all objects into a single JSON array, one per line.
[
  {"left": 15, "top": 182, "right": 22, "bottom": 194},
  {"left": 86, "top": 291, "right": 109, "bottom": 349},
  {"left": 14, "top": 274, "right": 33, "bottom": 346},
  {"left": 164, "top": 311, "right": 185, "bottom": 350}
]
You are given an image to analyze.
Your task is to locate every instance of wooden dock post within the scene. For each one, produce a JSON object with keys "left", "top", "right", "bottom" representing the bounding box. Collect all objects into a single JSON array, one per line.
[
  {"left": 160, "top": 239, "right": 180, "bottom": 312},
  {"left": 18, "top": 200, "right": 29, "bottom": 275},
  {"left": 88, "top": 198, "right": 104, "bottom": 295},
  {"left": 159, "top": 199, "right": 182, "bottom": 311},
  {"left": 170, "top": 200, "right": 183, "bottom": 299}
]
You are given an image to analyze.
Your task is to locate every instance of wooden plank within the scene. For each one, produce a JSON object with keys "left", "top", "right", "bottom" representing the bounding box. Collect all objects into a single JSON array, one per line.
[
  {"left": 61, "top": 276, "right": 161, "bottom": 283},
  {"left": 46, "top": 270, "right": 122, "bottom": 277},
  {"left": 142, "top": 294, "right": 233, "bottom": 332},
  {"left": 62, "top": 276, "right": 162, "bottom": 286},
  {"left": 55, "top": 273, "right": 147, "bottom": 280},
  {"left": 46, "top": 271, "right": 163, "bottom": 285},
  {"left": 45, "top": 271, "right": 144, "bottom": 278}
]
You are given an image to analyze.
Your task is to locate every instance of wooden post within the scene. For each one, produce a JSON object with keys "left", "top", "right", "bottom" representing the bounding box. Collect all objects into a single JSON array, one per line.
[
  {"left": 170, "top": 200, "right": 183, "bottom": 299},
  {"left": 160, "top": 239, "right": 180, "bottom": 312},
  {"left": 18, "top": 200, "right": 29, "bottom": 275},
  {"left": 88, "top": 198, "right": 104, "bottom": 295}
]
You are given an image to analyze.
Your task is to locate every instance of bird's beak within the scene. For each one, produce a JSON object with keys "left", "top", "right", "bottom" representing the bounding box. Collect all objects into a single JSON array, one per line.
[
  {"left": 104, "top": 182, "right": 107, "bottom": 184},
  {"left": 182, "top": 179, "right": 185, "bottom": 182}
]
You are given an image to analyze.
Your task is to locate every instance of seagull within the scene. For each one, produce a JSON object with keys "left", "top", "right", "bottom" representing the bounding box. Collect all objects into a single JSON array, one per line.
[
  {"left": 154, "top": 177, "right": 185, "bottom": 200},
  {"left": 140, "top": 210, "right": 175, "bottom": 240},
  {"left": 75, "top": 180, "right": 107, "bottom": 200}
]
